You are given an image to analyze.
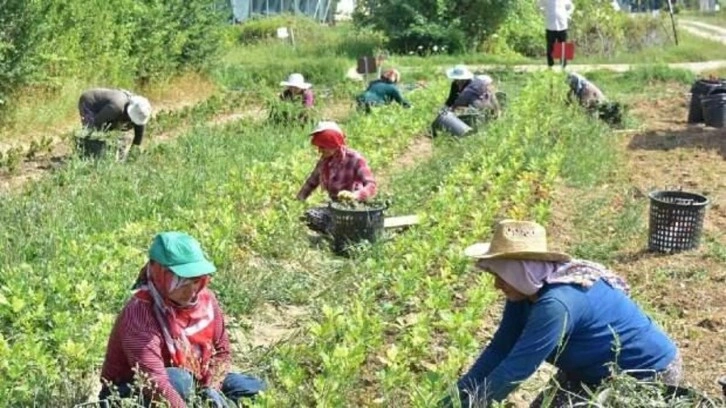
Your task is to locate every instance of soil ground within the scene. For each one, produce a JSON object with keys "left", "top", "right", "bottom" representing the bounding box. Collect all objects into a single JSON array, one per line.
[{"left": 547, "top": 82, "right": 726, "bottom": 401}]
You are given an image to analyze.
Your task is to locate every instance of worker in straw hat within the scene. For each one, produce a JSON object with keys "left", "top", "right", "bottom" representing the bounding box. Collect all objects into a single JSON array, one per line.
[
  {"left": 78, "top": 88, "right": 153, "bottom": 156},
  {"left": 441, "top": 220, "right": 681, "bottom": 407},
  {"left": 444, "top": 65, "right": 501, "bottom": 116},
  {"left": 98, "top": 231, "right": 266, "bottom": 407},
  {"left": 280, "top": 72, "right": 315, "bottom": 108},
  {"left": 356, "top": 68, "right": 411, "bottom": 113},
  {"left": 297, "top": 121, "right": 377, "bottom": 233}
]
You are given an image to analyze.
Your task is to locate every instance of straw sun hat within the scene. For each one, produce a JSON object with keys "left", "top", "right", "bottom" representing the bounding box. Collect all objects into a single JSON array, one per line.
[{"left": 464, "top": 220, "right": 571, "bottom": 262}]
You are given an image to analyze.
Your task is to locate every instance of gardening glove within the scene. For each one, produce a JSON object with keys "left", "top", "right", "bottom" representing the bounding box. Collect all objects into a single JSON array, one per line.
[{"left": 337, "top": 190, "right": 357, "bottom": 202}]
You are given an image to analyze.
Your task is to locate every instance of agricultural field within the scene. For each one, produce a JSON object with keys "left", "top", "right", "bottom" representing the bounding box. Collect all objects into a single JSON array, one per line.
[{"left": 1, "top": 8, "right": 726, "bottom": 408}]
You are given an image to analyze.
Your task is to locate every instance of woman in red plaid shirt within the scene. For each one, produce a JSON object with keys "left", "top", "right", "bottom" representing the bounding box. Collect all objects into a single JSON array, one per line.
[
  {"left": 297, "top": 121, "right": 377, "bottom": 233},
  {"left": 98, "top": 232, "right": 265, "bottom": 407}
]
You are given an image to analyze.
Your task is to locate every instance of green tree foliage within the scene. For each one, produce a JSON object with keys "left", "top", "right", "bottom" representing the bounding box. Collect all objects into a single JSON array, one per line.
[
  {"left": 0, "top": 0, "right": 228, "bottom": 110},
  {"left": 353, "top": 0, "right": 515, "bottom": 53}
]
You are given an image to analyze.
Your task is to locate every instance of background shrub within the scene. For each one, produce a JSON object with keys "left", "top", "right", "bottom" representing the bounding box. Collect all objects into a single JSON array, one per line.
[{"left": 0, "top": 0, "right": 229, "bottom": 123}]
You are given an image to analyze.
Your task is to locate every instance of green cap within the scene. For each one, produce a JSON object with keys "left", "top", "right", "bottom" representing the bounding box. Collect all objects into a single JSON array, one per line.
[{"left": 148, "top": 232, "right": 217, "bottom": 278}]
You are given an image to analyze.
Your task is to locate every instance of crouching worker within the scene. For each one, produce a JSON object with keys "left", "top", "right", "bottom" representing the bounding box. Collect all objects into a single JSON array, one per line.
[
  {"left": 442, "top": 220, "right": 682, "bottom": 408},
  {"left": 297, "top": 121, "right": 377, "bottom": 234},
  {"left": 356, "top": 69, "right": 411, "bottom": 113},
  {"left": 444, "top": 65, "right": 501, "bottom": 117},
  {"left": 78, "top": 88, "right": 152, "bottom": 156},
  {"left": 567, "top": 72, "right": 623, "bottom": 126},
  {"left": 99, "top": 232, "right": 266, "bottom": 408},
  {"left": 567, "top": 72, "right": 606, "bottom": 108},
  {"left": 273, "top": 73, "right": 315, "bottom": 124},
  {"left": 280, "top": 73, "right": 315, "bottom": 109}
]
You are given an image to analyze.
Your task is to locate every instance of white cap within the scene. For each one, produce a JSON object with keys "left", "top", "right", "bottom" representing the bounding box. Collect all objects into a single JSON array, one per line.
[
  {"left": 280, "top": 73, "right": 312, "bottom": 89},
  {"left": 310, "top": 121, "right": 342, "bottom": 135},
  {"left": 127, "top": 96, "right": 152, "bottom": 126},
  {"left": 446, "top": 64, "right": 474, "bottom": 80}
]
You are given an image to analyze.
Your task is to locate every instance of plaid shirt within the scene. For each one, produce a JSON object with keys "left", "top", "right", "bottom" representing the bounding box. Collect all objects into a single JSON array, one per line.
[
  {"left": 100, "top": 291, "right": 231, "bottom": 408},
  {"left": 297, "top": 147, "right": 377, "bottom": 201}
]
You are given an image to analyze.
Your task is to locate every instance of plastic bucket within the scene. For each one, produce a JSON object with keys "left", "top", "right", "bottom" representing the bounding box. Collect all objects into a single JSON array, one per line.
[
  {"left": 432, "top": 110, "right": 473, "bottom": 137},
  {"left": 648, "top": 190, "right": 709, "bottom": 253},
  {"left": 701, "top": 92, "right": 726, "bottom": 128},
  {"left": 688, "top": 79, "right": 726, "bottom": 124},
  {"left": 458, "top": 113, "right": 485, "bottom": 131}
]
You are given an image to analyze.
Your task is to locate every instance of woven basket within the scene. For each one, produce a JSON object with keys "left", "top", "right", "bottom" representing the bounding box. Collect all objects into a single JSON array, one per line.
[
  {"left": 329, "top": 202, "right": 386, "bottom": 255},
  {"left": 648, "top": 190, "right": 709, "bottom": 253}
]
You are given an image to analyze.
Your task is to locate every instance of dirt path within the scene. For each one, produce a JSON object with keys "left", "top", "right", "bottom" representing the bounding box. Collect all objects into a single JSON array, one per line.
[
  {"left": 549, "top": 83, "right": 726, "bottom": 399},
  {"left": 680, "top": 19, "right": 726, "bottom": 45},
  {"left": 0, "top": 100, "right": 353, "bottom": 193},
  {"left": 620, "top": 87, "right": 726, "bottom": 397},
  {"left": 390, "top": 61, "right": 726, "bottom": 80}
]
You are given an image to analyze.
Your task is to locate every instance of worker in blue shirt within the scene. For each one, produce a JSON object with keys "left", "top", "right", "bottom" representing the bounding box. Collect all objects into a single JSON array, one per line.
[
  {"left": 356, "top": 69, "right": 411, "bottom": 113},
  {"left": 443, "top": 220, "right": 681, "bottom": 407}
]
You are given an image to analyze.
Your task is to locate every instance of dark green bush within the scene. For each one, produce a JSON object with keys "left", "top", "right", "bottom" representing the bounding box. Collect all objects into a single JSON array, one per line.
[{"left": 353, "top": 0, "right": 515, "bottom": 54}]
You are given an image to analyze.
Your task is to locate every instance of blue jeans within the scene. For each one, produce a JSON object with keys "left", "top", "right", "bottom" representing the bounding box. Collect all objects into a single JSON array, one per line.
[{"left": 98, "top": 367, "right": 266, "bottom": 407}]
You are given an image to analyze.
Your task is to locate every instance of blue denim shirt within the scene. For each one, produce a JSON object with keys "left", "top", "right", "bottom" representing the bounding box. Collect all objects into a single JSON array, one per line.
[{"left": 457, "top": 279, "right": 677, "bottom": 403}]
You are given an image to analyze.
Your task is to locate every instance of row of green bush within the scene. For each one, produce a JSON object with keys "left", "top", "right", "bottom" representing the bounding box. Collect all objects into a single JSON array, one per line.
[
  {"left": 0, "top": 0, "right": 230, "bottom": 123},
  {"left": 345, "top": 0, "right": 671, "bottom": 58}
]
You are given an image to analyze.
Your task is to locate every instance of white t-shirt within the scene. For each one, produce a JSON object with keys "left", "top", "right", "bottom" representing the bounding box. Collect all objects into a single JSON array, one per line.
[{"left": 539, "top": 0, "right": 575, "bottom": 31}]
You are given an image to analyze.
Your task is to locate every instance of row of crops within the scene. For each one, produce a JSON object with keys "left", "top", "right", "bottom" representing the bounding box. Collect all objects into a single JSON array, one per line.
[{"left": 0, "top": 70, "right": 611, "bottom": 407}]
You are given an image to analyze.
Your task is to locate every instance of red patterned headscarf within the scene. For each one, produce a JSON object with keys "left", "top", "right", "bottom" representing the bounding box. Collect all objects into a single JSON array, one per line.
[
  {"left": 311, "top": 129, "right": 346, "bottom": 150},
  {"left": 133, "top": 263, "right": 216, "bottom": 381}
]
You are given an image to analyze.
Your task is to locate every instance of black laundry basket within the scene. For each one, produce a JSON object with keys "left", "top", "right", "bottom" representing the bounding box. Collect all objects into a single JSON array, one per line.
[
  {"left": 329, "top": 202, "right": 386, "bottom": 255},
  {"left": 648, "top": 190, "right": 709, "bottom": 253}
]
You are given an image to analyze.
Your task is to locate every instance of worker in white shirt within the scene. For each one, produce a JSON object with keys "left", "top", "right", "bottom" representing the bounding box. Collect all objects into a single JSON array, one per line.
[{"left": 539, "top": 0, "right": 575, "bottom": 67}]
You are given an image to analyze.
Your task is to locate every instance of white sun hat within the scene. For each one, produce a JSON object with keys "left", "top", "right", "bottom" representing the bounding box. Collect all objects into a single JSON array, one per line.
[
  {"left": 280, "top": 73, "right": 312, "bottom": 90},
  {"left": 310, "top": 121, "right": 342, "bottom": 135},
  {"left": 127, "top": 95, "right": 152, "bottom": 126},
  {"left": 446, "top": 64, "right": 474, "bottom": 80}
]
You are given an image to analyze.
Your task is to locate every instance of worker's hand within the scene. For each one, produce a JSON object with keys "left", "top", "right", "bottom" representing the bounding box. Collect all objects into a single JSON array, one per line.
[
  {"left": 199, "top": 388, "right": 226, "bottom": 407},
  {"left": 337, "top": 190, "right": 357, "bottom": 202}
]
